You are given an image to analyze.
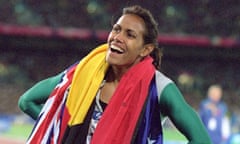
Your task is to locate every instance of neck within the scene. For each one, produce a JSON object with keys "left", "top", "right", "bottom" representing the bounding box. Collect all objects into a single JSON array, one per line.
[{"left": 106, "top": 66, "right": 127, "bottom": 82}]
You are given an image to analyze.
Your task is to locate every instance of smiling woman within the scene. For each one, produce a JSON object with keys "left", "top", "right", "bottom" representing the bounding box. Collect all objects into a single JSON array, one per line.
[
  {"left": 18, "top": 5, "right": 211, "bottom": 144},
  {"left": 106, "top": 14, "right": 148, "bottom": 69}
]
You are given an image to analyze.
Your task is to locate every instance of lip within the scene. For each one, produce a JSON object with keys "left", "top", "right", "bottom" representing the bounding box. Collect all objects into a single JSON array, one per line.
[{"left": 109, "top": 43, "right": 125, "bottom": 54}]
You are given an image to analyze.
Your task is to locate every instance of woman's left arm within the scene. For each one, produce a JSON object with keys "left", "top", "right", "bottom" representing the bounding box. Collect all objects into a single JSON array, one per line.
[{"left": 159, "top": 83, "right": 211, "bottom": 144}]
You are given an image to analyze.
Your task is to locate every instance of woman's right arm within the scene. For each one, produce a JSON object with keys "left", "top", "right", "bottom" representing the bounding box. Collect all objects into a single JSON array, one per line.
[{"left": 18, "top": 73, "right": 63, "bottom": 120}]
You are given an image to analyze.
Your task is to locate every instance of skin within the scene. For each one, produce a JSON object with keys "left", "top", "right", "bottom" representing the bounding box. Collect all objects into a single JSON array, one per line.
[
  {"left": 208, "top": 86, "right": 222, "bottom": 103},
  {"left": 101, "top": 14, "right": 154, "bottom": 103},
  {"left": 106, "top": 14, "right": 153, "bottom": 69},
  {"left": 206, "top": 86, "right": 223, "bottom": 115},
  {"left": 19, "top": 13, "right": 211, "bottom": 144}
]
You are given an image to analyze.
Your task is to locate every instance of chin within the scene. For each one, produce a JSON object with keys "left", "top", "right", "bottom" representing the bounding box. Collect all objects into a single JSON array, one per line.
[
  {"left": 106, "top": 60, "right": 116, "bottom": 65},
  {"left": 106, "top": 59, "right": 119, "bottom": 66}
]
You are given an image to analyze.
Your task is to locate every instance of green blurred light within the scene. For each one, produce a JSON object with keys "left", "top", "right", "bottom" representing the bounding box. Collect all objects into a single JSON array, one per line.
[
  {"left": 87, "top": 1, "right": 98, "bottom": 14},
  {"left": 166, "top": 6, "right": 176, "bottom": 17}
]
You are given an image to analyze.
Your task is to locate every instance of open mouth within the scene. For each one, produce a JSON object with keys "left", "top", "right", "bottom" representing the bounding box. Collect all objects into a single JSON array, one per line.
[{"left": 110, "top": 45, "right": 124, "bottom": 54}]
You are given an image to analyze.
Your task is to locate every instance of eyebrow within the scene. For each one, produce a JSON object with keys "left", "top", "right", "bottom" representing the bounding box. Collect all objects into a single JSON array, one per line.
[{"left": 115, "top": 24, "right": 138, "bottom": 34}]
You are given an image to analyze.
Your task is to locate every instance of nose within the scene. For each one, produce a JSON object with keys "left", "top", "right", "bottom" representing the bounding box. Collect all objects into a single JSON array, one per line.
[{"left": 113, "top": 32, "right": 124, "bottom": 43}]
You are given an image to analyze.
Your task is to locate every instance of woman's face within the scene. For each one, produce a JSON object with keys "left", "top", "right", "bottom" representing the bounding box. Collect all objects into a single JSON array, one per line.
[{"left": 106, "top": 14, "right": 151, "bottom": 69}]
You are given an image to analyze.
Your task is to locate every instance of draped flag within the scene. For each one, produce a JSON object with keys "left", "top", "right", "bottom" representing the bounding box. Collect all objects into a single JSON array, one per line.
[{"left": 26, "top": 43, "right": 156, "bottom": 144}]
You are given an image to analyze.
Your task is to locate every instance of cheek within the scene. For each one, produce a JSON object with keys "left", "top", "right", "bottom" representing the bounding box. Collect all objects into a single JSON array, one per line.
[
  {"left": 128, "top": 45, "right": 143, "bottom": 57},
  {"left": 124, "top": 50, "right": 141, "bottom": 62},
  {"left": 107, "top": 33, "right": 113, "bottom": 43}
]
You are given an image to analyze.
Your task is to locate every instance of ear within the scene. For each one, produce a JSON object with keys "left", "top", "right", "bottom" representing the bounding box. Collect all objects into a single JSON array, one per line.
[{"left": 140, "top": 44, "right": 154, "bottom": 57}]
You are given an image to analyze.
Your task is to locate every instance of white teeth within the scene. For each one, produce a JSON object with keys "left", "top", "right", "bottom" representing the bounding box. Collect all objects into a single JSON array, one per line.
[{"left": 111, "top": 45, "right": 124, "bottom": 53}]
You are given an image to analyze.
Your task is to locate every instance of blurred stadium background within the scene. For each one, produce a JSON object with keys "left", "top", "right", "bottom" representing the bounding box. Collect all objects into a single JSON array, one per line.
[{"left": 0, "top": 0, "right": 240, "bottom": 143}]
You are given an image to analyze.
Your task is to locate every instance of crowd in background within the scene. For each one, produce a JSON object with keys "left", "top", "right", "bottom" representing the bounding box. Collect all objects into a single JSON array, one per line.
[
  {"left": 0, "top": 0, "right": 239, "bottom": 37},
  {"left": 0, "top": 1, "right": 240, "bottom": 143}
]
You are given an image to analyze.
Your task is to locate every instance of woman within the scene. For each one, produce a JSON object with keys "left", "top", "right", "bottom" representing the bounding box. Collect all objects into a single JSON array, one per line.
[{"left": 19, "top": 5, "right": 211, "bottom": 144}]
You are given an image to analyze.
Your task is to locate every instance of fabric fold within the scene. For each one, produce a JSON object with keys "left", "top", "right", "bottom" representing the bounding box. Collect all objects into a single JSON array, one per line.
[
  {"left": 26, "top": 43, "right": 156, "bottom": 144},
  {"left": 91, "top": 56, "right": 155, "bottom": 144},
  {"left": 27, "top": 44, "right": 108, "bottom": 144}
]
